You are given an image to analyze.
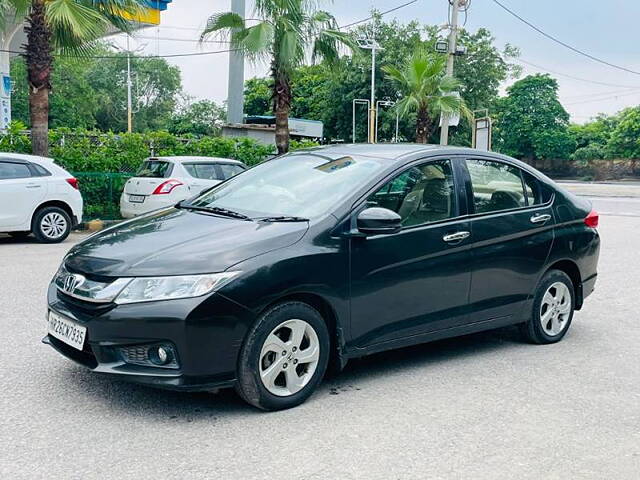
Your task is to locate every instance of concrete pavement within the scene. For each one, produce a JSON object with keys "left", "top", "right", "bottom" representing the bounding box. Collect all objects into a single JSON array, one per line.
[{"left": 1, "top": 211, "right": 639, "bottom": 479}]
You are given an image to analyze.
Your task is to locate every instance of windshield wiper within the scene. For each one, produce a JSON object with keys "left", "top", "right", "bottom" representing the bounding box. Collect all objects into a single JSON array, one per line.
[
  {"left": 176, "top": 202, "right": 251, "bottom": 221},
  {"left": 257, "top": 216, "right": 309, "bottom": 223}
]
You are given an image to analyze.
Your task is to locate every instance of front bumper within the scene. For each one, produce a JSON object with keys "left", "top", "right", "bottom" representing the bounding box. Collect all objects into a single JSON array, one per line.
[{"left": 45, "top": 282, "right": 255, "bottom": 391}]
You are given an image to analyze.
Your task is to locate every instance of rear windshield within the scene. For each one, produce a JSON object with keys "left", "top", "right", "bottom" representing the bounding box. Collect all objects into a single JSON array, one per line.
[{"left": 135, "top": 160, "right": 173, "bottom": 178}]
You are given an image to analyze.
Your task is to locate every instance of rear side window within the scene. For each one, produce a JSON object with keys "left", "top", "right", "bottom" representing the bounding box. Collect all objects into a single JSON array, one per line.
[
  {"left": 30, "top": 163, "right": 51, "bottom": 176},
  {"left": 184, "top": 163, "right": 221, "bottom": 181},
  {"left": 218, "top": 164, "right": 245, "bottom": 179},
  {"left": 135, "top": 160, "right": 173, "bottom": 178},
  {"left": 0, "top": 161, "right": 32, "bottom": 180},
  {"left": 466, "top": 159, "right": 526, "bottom": 213},
  {"left": 523, "top": 172, "right": 553, "bottom": 205}
]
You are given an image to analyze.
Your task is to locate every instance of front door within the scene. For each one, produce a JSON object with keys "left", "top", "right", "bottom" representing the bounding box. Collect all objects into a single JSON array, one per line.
[
  {"left": 349, "top": 158, "right": 472, "bottom": 348},
  {"left": 463, "top": 158, "right": 555, "bottom": 323}
]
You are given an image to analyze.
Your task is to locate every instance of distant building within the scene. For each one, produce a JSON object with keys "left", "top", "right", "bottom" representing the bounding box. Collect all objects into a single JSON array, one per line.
[{"left": 223, "top": 116, "right": 324, "bottom": 145}]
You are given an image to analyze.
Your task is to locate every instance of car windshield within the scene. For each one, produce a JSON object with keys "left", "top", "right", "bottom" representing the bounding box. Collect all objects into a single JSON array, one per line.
[{"left": 190, "top": 153, "right": 386, "bottom": 218}]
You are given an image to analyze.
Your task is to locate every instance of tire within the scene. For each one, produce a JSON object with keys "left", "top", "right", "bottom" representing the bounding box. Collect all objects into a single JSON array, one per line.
[
  {"left": 32, "top": 207, "right": 71, "bottom": 243},
  {"left": 521, "top": 269, "right": 575, "bottom": 344},
  {"left": 8, "top": 231, "right": 31, "bottom": 239},
  {"left": 235, "top": 301, "right": 330, "bottom": 411}
]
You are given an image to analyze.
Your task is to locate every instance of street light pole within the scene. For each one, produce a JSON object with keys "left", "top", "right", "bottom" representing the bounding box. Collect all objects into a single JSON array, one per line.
[
  {"left": 126, "top": 36, "right": 133, "bottom": 133},
  {"left": 227, "top": 0, "right": 246, "bottom": 125},
  {"left": 357, "top": 24, "right": 383, "bottom": 144},
  {"left": 439, "top": 0, "right": 462, "bottom": 146}
]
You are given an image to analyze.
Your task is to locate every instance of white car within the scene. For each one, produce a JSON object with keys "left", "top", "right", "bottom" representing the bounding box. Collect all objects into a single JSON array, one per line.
[
  {"left": 120, "top": 156, "right": 247, "bottom": 219},
  {"left": 0, "top": 153, "right": 83, "bottom": 243}
]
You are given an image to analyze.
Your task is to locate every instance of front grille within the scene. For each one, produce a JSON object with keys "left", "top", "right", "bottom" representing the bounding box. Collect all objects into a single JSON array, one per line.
[
  {"left": 118, "top": 344, "right": 180, "bottom": 369},
  {"left": 57, "top": 290, "right": 116, "bottom": 314},
  {"left": 120, "top": 345, "right": 149, "bottom": 363}
]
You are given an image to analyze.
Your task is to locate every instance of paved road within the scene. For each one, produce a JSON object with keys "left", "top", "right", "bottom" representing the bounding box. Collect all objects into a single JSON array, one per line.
[{"left": 1, "top": 209, "right": 639, "bottom": 479}]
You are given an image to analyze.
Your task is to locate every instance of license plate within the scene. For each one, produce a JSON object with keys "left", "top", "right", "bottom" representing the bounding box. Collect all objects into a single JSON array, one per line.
[
  {"left": 129, "top": 195, "right": 145, "bottom": 203},
  {"left": 48, "top": 310, "right": 86, "bottom": 351}
]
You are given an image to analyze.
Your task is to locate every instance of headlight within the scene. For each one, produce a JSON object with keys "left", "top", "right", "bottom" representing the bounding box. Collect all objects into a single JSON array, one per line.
[{"left": 114, "top": 272, "right": 240, "bottom": 305}]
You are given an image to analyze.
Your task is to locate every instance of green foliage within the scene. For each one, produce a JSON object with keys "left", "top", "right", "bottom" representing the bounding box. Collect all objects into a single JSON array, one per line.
[
  {"left": 10, "top": 47, "right": 184, "bottom": 133},
  {"left": 242, "top": 19, "right": 520, "bottom": 144},
  {"left": 0, "top": 128, "right": 275, "bottom": 219},
  {"left": 168, "top": 99, "right": 226, "bottom": 136},
  {"left": 606, "top": 107, "right": 640, "bottom": 158},
  {"left": 571, "top": 144, "right": 609, "bottom": 161},
  {"left": 492, "top": 74, "right": 574, "bottom": 160}
]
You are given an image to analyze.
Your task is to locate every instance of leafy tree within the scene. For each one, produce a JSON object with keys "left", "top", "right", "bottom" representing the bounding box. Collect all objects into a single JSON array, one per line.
[
  {"left": 87, "top": 53, "right": 182, "bottom": 132},
  {"left": 0, "top": 0, "right": 147, "bottom": 156},
  {"left": 168, "top": 99, "right": 226, "bottom": 136},
  {"left": 10, "top": 48, "right": 183, "bottom": 133},
  {"left": 606, "top": 107, "right": 640, "bottom": 158},
  {"left": 202, "top": 0, "right": 357, "bottom": 153},
  {"left": 242, "top": 20, "right": 519, "bottom": 144},
  {"left": 493, "top": 74, "right": 575, "bottom": 160},
  {"left": 382, "top": 48, "right": 470, "bottom": 143}
]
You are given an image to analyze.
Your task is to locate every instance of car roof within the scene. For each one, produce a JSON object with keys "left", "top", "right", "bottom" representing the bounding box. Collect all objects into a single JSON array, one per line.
[
  {"left": 153, "top": 156, "right": 245, "bottom": 166},
  {"left": 0, "top": 152, "right": 56, "bottom": 164}
]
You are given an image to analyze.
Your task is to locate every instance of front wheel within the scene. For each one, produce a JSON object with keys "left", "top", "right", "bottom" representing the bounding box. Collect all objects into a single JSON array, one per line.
[
  {"left": 235, "top": 301, "right": 330, "bottom": 411},
  {"left": 522, "top": 269, "right": 575, "bottom": 344}
]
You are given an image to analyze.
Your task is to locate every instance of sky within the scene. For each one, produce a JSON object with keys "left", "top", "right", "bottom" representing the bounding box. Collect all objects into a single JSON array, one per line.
[{"left": 109, "top": 0, "right": 640, "bottom": 124}]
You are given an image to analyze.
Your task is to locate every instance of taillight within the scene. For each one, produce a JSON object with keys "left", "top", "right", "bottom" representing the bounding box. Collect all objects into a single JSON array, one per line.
[
  {"left": 152, "top": 179, "right": 183, "bottom": 195},
  {"left": 66, "top": 178, "right": 79, "bottom": 190},
  {"left": 584, "top": 209, "right": 599, "bottom": 228}
]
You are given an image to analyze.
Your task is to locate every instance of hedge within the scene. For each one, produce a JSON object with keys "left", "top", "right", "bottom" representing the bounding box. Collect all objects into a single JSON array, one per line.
[{"left": 0, "top": 126, "right": 318, "bottom": 219}]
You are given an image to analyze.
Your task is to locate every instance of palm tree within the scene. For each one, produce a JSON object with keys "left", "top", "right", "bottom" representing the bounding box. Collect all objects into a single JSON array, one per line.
[
  {"left": 383, "top": 48, "right": 471, "bottom": 143},
  {"left": 1, "top": 0, "right": 146, "bottom": 156},
  {"left": 203, "top": 0, "right": 357, "bottom": 154}
]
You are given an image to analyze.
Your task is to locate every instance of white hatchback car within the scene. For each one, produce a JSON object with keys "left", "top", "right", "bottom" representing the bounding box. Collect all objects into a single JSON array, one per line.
[
  {"left": 0, "top": 153, "right": 83, "bottom": 243},
  {"left": 120, "top": 156, "right": 247, "bottom": 218}
]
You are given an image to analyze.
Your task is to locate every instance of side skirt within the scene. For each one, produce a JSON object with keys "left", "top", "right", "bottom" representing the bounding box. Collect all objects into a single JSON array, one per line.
[{"left": 343, "top": 315, "right": 522, "bottom": 360}]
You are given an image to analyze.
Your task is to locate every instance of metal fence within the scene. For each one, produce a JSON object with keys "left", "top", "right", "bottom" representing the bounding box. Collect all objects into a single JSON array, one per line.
[{"left": 73, "top": 172, "right": 133, "bottom": 220}]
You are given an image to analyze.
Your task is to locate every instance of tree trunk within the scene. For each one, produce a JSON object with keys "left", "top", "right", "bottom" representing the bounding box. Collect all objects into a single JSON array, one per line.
[
  {"left": 24, "top": 0, "right": 52, "bottom": 157},
  {"left": 415, "top": 107, "right": 432, "bottom": 144},
  {"left": 272, "top": 63, "right": 291, "bottom": 154}
]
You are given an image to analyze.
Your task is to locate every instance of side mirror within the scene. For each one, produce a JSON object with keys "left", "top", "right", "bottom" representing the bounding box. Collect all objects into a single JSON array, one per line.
[{"left": 357, "top": 207, "right": 402, "bottom": 235}]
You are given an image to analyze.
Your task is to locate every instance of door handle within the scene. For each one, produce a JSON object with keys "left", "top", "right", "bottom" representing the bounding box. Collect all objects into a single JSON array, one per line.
[
  {"left": 530, "top": 214, "right": 551, "bottom": 224},
  {"left": 443, "top": 231, "right": 470, "bottom": 243},
  {"left": 26, "top": 184, "right": 42, "bottom": 189}
]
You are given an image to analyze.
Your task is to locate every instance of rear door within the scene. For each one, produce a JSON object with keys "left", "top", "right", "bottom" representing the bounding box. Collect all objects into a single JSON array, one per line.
[
  {"left": 183, "top": 162, "right": 222, "bottom": 193},
  {"left": 349, "top": 157, "right": 473, "bottom": 348},
  {"left": 0, "top": 159, "right": 46, "bottom": 229},
  {"left": 463, "top": 157, "right": 555, "bottom": 323}
]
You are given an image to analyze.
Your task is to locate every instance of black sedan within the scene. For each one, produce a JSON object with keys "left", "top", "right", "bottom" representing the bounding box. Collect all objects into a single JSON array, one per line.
[{"left": 45, "top": 145, "right": 600, "bottom": 411}]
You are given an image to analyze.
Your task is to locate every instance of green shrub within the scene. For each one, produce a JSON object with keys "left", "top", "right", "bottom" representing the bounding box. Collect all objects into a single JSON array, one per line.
[
  {"left": 570, "top": 143, "right": 609, "bottom": 161},
  {"left": 0, "top": 128, "right": 278, "bottom": 219}
]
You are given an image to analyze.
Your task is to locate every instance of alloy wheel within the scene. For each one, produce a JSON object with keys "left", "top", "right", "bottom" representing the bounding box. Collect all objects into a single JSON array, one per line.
[
  {"left": 40, "top": 212, "right": 68, "bottom": 240},
  {"left": 539, "top": 282, "right": 572, "bottom": 336},
  {"left": 259, "top": 319, "right": 320, "bottom": 397}
]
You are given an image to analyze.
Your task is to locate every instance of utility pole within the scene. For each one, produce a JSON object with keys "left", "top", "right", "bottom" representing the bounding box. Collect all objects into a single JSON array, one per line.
[
  {"left": 126, "top": 36, "right": 133, "bottom": 133},
  {"left": 357, "top": 19, "right": 383, "bottom": 144},
  {"left": 227, "top": 0, "right": 246, "bottom": 125},
  {"left": 439, "top": 0, "right": 464, "bottom": 146}
]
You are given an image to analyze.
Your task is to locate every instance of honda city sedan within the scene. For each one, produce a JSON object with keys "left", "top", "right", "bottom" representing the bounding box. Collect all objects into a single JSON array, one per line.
[{"left": 45, "top": 144, "right": 600, "bottom": 411}]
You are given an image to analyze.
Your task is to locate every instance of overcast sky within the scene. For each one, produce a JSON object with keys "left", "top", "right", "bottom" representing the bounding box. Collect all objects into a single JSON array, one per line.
[{"left": 110, "top": 0, "right": 640, "bottom": 123}]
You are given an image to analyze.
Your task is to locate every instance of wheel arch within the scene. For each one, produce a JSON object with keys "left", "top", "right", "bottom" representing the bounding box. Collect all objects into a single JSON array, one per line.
[
  {"left": 31, "top": 200, "right": 75, "bottom": 228},
  {"left": 544, "top": 259, "right": 583, "bottom": 310},
  {"left": 261, "top": 292, "right": 347, "bottom": 373}
]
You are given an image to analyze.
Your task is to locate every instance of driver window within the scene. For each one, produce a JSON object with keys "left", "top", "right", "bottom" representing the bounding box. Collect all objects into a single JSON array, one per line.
[{"left": 366, "top": 160, "right": 456, "bottom": 227}]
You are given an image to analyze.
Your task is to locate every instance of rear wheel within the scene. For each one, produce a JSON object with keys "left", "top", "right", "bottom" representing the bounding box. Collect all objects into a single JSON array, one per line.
[
  {"left": 32, "top": 207, "right": 71, "bottom": 243},
  {"left": 235, "top": 301, "right": 330, "bottom": 411},
  {"left": 522, "top": 269, "right": 575, "bottom": 344}
]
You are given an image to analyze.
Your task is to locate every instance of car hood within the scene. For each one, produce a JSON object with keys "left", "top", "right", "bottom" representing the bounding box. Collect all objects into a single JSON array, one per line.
[{"left": 66, "top": 208, "right": 309, "bottom": 277}]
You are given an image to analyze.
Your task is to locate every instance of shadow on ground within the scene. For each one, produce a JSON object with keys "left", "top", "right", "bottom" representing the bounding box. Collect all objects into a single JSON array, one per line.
[{"left": 59, "top": 325, "right": 526, "bottom": 418}]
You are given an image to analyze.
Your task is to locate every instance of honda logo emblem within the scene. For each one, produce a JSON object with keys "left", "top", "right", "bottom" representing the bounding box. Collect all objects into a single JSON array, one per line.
[{"left": 63, "top": 273, "right": 85, "bottom": 293}]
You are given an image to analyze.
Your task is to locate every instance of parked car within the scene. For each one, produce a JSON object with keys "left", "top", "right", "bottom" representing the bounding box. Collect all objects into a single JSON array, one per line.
[
  {"left": 120, "top": 156, "right": 246, "bottom": 218},
  {"left": 45, "top": 145, "right": 600, "bottom": 411},
  {"left": 0, "top": 153, "right": 83, "bottom": 243}
]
